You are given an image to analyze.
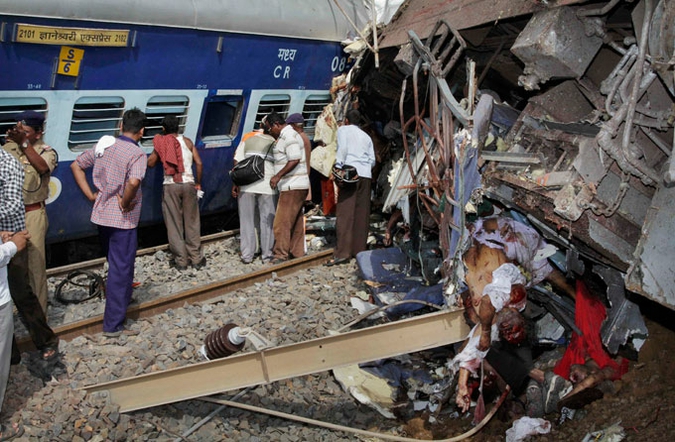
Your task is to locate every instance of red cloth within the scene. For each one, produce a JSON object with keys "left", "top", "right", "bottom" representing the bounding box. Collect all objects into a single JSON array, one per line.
[
  {"left": 321, "top": 177, "right": 336, "bottom": 216},
  {"left": 153, "top": 134, "right": 184, "bottom": 183},
  {"left": 554, "top": 281, "right": 628, "bottom": 381}
]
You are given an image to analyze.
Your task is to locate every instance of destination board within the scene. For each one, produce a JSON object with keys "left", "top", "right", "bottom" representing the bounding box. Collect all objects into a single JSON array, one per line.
[{"left": 15, "top": 23, "right": 129, "bottom": 47}]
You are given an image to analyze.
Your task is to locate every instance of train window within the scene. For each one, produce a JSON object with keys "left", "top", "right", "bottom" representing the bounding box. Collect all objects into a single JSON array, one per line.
[
  {"left": 68, "top": 97, "right": 125, "bottom": 151},
  {"left": 254, "top": 94, "right": 291, "bottom": 129},
  {"left": 200, "top": 95, "right": 243, "bottom": 142},
  {"left": 0, "top": 97, "right": 47, "bottom": 135},
  {"left": 142, "top": 95, "right": 190, "bottom": 147},
  {"left": 302, "top": 94, "right": 331, "bottom": 138}
]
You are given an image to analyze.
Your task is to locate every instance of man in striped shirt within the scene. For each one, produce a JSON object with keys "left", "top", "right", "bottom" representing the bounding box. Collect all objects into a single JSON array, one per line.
[{"left": 71, "top": 109, "right": 148, "bottom": 337}]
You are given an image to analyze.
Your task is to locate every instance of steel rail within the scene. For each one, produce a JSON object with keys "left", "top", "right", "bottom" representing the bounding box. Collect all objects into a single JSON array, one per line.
[
  {"left": 46, "top": 230, "right": 239, "bottom": 278},
  {"left": 84, "top": 308, "right": 469, "bottom": 413},
  {"left": 18, "top": 249, "right": 333, "bottom": 351}
]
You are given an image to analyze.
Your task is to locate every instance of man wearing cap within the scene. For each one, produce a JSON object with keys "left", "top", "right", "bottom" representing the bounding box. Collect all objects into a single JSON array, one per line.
[
  {"left": 325, "top": 109, "right": 376, "bottom": 266},
  {"left": 71, "top": 108, "right": 148, "bottom": 337},
  {"left": 2, "top": 110, "right": 57, "bottom": 314},
  {"left": 266, "top": 111, "right": 309, "bottom": 263},
  {"left": 1, "top": 126, "right": 59, "bottom": 363}
]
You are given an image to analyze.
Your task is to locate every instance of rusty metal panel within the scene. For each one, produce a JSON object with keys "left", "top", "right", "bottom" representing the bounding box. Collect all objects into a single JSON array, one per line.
[
  {"left": 379, "top": 0, "right": 588, "bottom": 48},
  {"left": 511, "top": 6, "right": 603, "bottom": 89},
  {"left": 625, "top": 184, "right": 675, "bottom": 309}
]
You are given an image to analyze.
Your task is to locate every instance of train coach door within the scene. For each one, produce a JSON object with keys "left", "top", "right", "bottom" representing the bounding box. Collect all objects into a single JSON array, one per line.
[{"left": 194, "top": 92, "right": 245, "bottom": 214}]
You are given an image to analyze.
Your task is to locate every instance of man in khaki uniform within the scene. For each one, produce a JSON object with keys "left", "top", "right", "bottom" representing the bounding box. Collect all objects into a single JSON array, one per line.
[{"left": 3, "top": 110, "right": 57, "bottom": 314}]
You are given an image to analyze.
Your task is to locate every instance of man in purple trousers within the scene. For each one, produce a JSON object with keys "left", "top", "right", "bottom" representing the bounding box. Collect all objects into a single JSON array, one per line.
[{"left": 71, "top": 109, "right": 148, "bottom": 337}]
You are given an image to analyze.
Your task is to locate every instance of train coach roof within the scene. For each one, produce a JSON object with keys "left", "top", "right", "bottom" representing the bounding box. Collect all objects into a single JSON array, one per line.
[{"left": 0, "top": 0, "right": 369, "bottom": 42}]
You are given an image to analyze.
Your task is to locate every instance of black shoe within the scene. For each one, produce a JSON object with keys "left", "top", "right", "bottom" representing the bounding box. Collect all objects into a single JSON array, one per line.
[
  {"left": 11, "top": 340, "right": 20, "bottom": 365},
  {"left": 171, "top": 261, "right": 188, "bottom": 271},
  {"left": 324, "top": 257, "right": 350, "bottom": 267},
  {"left": 192, "top": 257, "right": 207, "bottom": 270}
]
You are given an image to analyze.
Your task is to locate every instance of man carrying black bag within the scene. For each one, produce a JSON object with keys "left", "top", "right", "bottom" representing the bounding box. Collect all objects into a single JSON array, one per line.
[
  {"left": 231, "top": 120, "right": 277, "bottom": 264},
  {"left": 325, "top": 109, "right": 376, "bottom": 266}
]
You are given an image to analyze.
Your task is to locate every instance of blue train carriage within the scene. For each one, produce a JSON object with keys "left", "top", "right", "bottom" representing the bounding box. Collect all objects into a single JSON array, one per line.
[{"left": 0, "top": 0, "right": 367, "bottom": 244}]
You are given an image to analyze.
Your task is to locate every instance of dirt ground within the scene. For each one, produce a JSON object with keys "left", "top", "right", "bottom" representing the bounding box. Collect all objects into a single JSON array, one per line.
[{"left": 401, "top": 295, "right": 675, "bottom": 441}]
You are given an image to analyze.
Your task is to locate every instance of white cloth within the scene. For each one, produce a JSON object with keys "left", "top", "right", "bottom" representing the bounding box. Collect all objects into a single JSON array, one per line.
[
  {"left": 0, "top": 241, "right": 18, "bottom": 306},
  {"left": 94, "top": 135, "right": 116, "bottom": 157},
  {"left": 0, "top": 240, "right": 18, "bottom": 307},
  {"left": 451, "top": 323, "right": 498, "bottom": 375},
  {"left": 0, "top": 301, "right": 13, "bottom": 411},
  {"left": 483, "top": 263, "right": 527, "bottom": 312},
  {"left": 335, "top": 124, "right": 376, "bottom": 179},
  {"left": 273, "top": 125, "right": 309, "bottom": 191},
  {"left": 162, "top": 135, "right": 195, "bottom": 185},
  {"left": 505, "top": 417, "right": 551, "bottom": 442}
]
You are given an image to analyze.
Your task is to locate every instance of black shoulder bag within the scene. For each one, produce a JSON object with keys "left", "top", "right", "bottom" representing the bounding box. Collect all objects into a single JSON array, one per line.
[{"left": 230, "top": 143, "right": 273, "bottom": 186}]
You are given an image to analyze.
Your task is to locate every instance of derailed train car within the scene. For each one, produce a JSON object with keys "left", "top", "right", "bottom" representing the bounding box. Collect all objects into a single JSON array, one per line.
[
  {"left": 349, "top": 0, "right": 674, "bottom": 310},
  {"left": 0, "top": 0, "right": 367, "bottom": 245}
]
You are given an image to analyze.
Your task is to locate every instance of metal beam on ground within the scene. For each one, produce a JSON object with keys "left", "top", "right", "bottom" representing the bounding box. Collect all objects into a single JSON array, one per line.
[{"left": 84, "top": 309, "right": 469, "bottom": 412}]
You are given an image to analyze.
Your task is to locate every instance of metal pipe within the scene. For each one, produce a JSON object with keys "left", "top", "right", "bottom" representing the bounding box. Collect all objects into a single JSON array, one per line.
[
  {"left": 201, "top": 385, "right": 511, "bottom": 442},
  {"left": 577, "top": 0, "right": 622, "bottom": 17},
  {"left": 371, "top": 0, "right": 379, "bottom": 68},
  {"left": 621, "top": 0, "right": 653, "bottom": 163},
  {"left": 664, "top": 128, "right": 675, "bottom": 186},
  {"left": 399, "top": 75, "right": 420, "bottom": 187},
  {"left": 477, "top": 39, "right": 505, "bottom": 88},
  {"left": 330, "top": 0, "right": 376, "bottom": 53},
  {"left": 604, "top": 47, "right": 638, "bottom": 116},
  {"left": 640, "top": 126, "right": 672, "bottom": 157}
]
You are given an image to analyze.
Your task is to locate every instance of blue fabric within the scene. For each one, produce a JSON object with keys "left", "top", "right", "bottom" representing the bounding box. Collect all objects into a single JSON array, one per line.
[
  {"left": 361, "top": 359, "right": 434, "bottom": 388},
  {"left": 356, "top": 247, "right": 417, "bottom": 283},
  {"left": 450, "top": 136, "right": 481, "bottom": 257},
  {"left": 356, "top": 248, "right": 445, "bottom": 315},
  {"left": 385, "top": 283, "right": 445, "bottom": 318}
]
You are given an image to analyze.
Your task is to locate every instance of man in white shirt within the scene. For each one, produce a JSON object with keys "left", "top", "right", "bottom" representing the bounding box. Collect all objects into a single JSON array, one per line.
[
  {"left": 267, "top": 112, "right": 309, "bottom": 263},
  {"left": 0, "top": 230, "right": 29, "bottom": 440},
  {"left": 326, "top": 109, "right": 376, "bottom": 266}
]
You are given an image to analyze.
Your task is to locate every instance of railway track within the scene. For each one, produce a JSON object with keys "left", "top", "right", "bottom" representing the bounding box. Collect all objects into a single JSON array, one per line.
[
  {"left": 20, "top": 245, "right": 333, "bottom": 351},
  {"left": 46, "top": 230, "right": 239, "bottom": 279}
]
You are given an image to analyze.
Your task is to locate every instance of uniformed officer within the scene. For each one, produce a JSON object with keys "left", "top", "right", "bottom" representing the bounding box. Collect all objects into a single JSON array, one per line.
[
  {"left": 3, "top": 110, "right": 57, "bottom": 314},
  {"left": 1, "top": 110, "right": 59, "bottom": 362}
]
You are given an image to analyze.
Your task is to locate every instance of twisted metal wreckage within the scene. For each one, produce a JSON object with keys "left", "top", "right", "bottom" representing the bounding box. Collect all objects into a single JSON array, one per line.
[{"left": 87, "top": 0, "right": 674, "bottom": 439}]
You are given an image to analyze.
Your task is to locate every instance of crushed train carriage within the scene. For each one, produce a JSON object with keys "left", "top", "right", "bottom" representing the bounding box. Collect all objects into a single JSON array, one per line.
[{"left": 346, "top": 0, "right": 675, "bottom": 312}]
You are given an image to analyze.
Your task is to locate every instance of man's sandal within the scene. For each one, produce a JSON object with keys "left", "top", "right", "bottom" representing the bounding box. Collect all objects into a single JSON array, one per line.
[
  {"left": 41, "top": 345, "right": 58, "bottom": 361},
  {"left": 0, "top": 422, "right": 24, "bottom": 441}
]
